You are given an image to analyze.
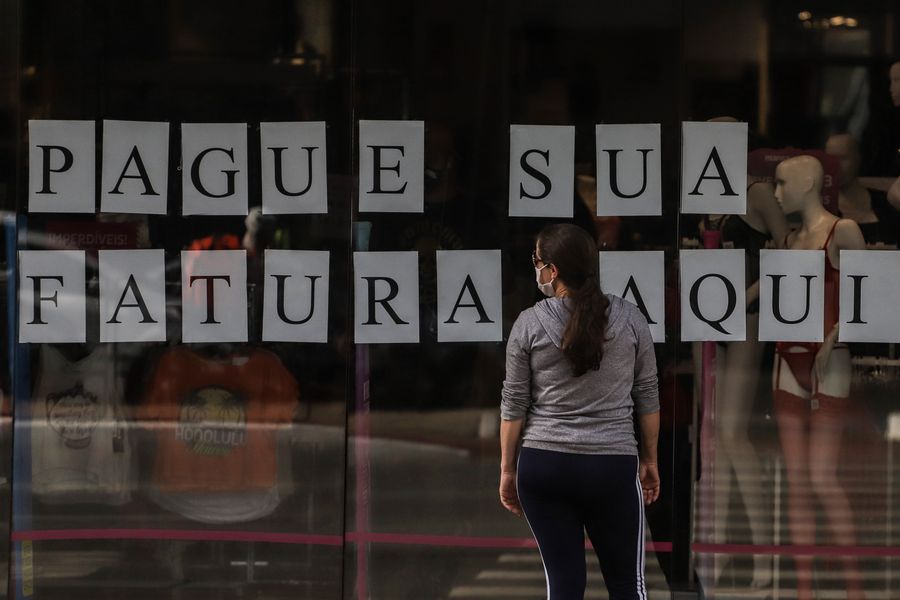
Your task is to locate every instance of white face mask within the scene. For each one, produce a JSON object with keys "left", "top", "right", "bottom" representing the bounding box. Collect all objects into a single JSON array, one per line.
[{"left": 535, "top": 265, "right": 555, "bottom": 297}]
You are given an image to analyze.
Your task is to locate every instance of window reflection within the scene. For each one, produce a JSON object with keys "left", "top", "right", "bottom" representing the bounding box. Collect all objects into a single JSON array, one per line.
[
  {"left": 7, "top": 0, "right": 900, "bottom": 599},
  {"left": 689, "top": 2, "right": 897, "bottom": 599}
]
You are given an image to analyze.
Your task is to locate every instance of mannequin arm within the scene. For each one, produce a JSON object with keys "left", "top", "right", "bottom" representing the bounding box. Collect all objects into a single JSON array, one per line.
[
  {"left": 815, "top": 324, "right": 841, "bottom": 382},
  {"left": 833, "top": 218, "right": 868, "bottom": 257},
  {"left": 814, "top": 219, "right": 865, "bottom": 379},
  {"left": 889, "top": 177, "right": 900, "bottom": 212},
  {"left": 750, "top": 181, "right": 790, "bottom": 246},
  {"left": 746, "top": 279, "right": 760, "bottom": 306}
]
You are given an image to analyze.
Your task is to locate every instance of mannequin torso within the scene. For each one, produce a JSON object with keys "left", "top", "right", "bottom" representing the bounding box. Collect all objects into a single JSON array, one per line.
[{"left": 838, "top": 183, "right": 878, "bottom": 225}]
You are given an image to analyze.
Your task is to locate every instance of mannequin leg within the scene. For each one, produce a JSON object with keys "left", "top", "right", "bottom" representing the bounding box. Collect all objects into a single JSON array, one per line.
[
  {"left": 713, "top": 318, "right": 771, "bottom": 586},
  {"left": 773, "top": 355, "right": 815, "bottom": 600},
  {"left": 712, "top": 343, "right": 733, "bottom": 584},
  {"left": 808, "top": 400, "right": 865, "bottom": 600},
  {"left": 812, "top": 349, "right": 865, "bottom": 600}
]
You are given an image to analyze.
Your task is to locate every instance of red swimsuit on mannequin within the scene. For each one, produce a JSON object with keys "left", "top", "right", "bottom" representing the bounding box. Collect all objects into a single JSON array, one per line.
[
  {"left": 774, "top": 219, "right": 848, "bottom": 408},
  {"left": 772, "top": 217, "right": 865, "bottom": 600}
]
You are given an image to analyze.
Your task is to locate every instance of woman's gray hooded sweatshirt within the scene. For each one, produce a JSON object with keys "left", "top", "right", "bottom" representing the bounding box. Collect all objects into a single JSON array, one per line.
[{"left": 501, "top": 294, "right": 659, "bottom": 456}]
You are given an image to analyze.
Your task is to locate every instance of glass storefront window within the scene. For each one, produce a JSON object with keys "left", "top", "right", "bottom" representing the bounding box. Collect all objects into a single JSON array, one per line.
[{"left": 1, "top": 1, "right": 899, "bottom": 599}]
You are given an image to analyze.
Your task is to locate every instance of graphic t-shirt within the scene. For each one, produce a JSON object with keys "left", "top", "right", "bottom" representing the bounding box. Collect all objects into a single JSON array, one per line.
[
  {"left": 31, "top": 345, "right": 133, "bottom": 504},
  {"left": 148, "top": 488, "right": 281, "bottom": 524},
  {"left": 139, "top": 348, "right": 298, "bottom": 493}
]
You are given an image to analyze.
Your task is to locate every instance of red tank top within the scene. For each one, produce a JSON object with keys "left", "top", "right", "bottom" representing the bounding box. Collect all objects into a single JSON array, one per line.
[
  {"left": 781, "top": 219, "right": 841, "bottom": 334},
  {"left": 774, "top": 220, "right": 843, "bottom": 392},
  {"left": 820, "top": 220, "right": 840, "bottom": 333}
]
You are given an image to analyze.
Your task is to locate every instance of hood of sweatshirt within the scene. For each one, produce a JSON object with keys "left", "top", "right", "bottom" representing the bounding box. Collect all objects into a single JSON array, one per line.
[{"left": 533, "top": 294, "right": 628, "bottom": 349}]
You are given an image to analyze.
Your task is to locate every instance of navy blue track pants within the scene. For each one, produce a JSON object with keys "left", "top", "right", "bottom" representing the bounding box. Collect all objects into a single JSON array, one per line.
[{"left": 517, "top": 448, "right": 647, "bottom": 600}]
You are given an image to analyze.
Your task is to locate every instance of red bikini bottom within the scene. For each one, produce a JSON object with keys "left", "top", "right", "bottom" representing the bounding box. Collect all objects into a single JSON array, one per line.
[
  {"left": 773, "top": 388, "right": 851, "bottom": 418},
  {"left": 775, "top": 342, "right": 850, "bottom": 392},
  {"left": 774, "top": 342, "right": 850, "bottom": 413},
  {"left": 775, "top": 342, "right": 819, "bottom": 392}
]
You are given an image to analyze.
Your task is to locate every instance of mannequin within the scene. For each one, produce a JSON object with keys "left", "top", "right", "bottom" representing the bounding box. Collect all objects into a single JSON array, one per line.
[
  {"left": 575, "top": 172, "right": 623, "bottom": 250},
  {"left": 866, "top": 61, "right": 900, "bottom": 178},
  {"left": 710, "top": 177, "right": 788, "bottom": 588},
  {"left": 890, "top": 61, "right": 900, "bottom": 109},
  {"left": 772, "top": 155, "right": 867, "bottom": 600},
  {"left": 826, "top": 133, "right": 897, "bottom": 246}
]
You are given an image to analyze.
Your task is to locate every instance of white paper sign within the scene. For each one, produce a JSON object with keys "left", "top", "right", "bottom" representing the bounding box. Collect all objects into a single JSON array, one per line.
[
  {"left": 182, "top": 123, "right": 249, "bottom": 215},
  {"left": 839, "top": 250, "right": 900, "bottom": 342},
  {"left": 262, "top": 250, "right": 330, "bottom": 343},
  {"left": 99, "top": 250, "right": 167, "bottom": 342},
  {"left": 436, "top": 250, "right": 502, "bottom": 342},
  {"left": 681, "top": 121, "right": 748, "bottom": 215},
  {"left": 680, "top": 249, "right": 745, "bottom": 341},
  {"left": 359, "top": 120, "right": 424, "bottom": 213},
  {"left": 599, "top": 250, "right": 665, "bottom": 342},
  {"left": 29, "top": 120, "right": 95, "bottom": 213},
  {"left": 261, "top": 122, "right": 328, "bottom": 214},
  {"left": 596, "top": 124, "right": 661, "bottom": 216},
  {"left": 181, "top": 250, "right": 248, "bottom": 343},
  {"left": 19, "top": 250, "right": 86, "bottom": 343},
  {"left": 354, "top": 251, "right": 419, "bottom": 343},
  {"left": 759, "top": 250, "right": 825, "bottom": 342},
  {"left": 509, "top": 125, "right": 575, "bottom": 217},
  {"left": 101, "top": 120, "right": 169, "bottom": 214}
]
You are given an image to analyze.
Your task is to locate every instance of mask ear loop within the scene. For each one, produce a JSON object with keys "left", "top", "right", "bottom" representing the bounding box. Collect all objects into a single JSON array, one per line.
[{"left": 539, "top": 263, "right": 556, "bottom": 284}]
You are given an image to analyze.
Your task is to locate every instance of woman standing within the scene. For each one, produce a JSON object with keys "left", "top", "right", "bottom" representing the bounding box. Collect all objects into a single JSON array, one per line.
[{"left": 499, "top": 223, "right": 661, "bottom": 600}]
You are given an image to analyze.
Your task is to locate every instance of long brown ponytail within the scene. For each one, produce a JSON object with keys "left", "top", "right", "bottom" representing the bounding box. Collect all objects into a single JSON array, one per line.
[{"left": 536, "top": 224, "right": 610, "bottom": 376}]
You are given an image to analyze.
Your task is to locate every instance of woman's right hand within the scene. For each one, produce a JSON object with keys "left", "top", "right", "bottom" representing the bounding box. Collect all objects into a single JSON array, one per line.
[
  {"left": 499, "top": 471, "right": 522, "bottom": 516},
  {"left": 639, "top": 460, "right": 660, "bottom": 505}
]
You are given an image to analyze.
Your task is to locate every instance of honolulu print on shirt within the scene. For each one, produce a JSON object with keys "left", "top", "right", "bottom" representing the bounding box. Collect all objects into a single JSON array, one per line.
[
  {"left": 176, "top": 386, "right": 248, "bottom": 456},
  {"left": 46, "top": 382, "right": 100, "bottom": 450}
]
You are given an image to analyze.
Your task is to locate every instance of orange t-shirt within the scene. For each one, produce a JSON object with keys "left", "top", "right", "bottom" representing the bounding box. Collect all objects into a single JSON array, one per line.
[{"left": 139, "top": 347, "right": 298, "bottom": 492}]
